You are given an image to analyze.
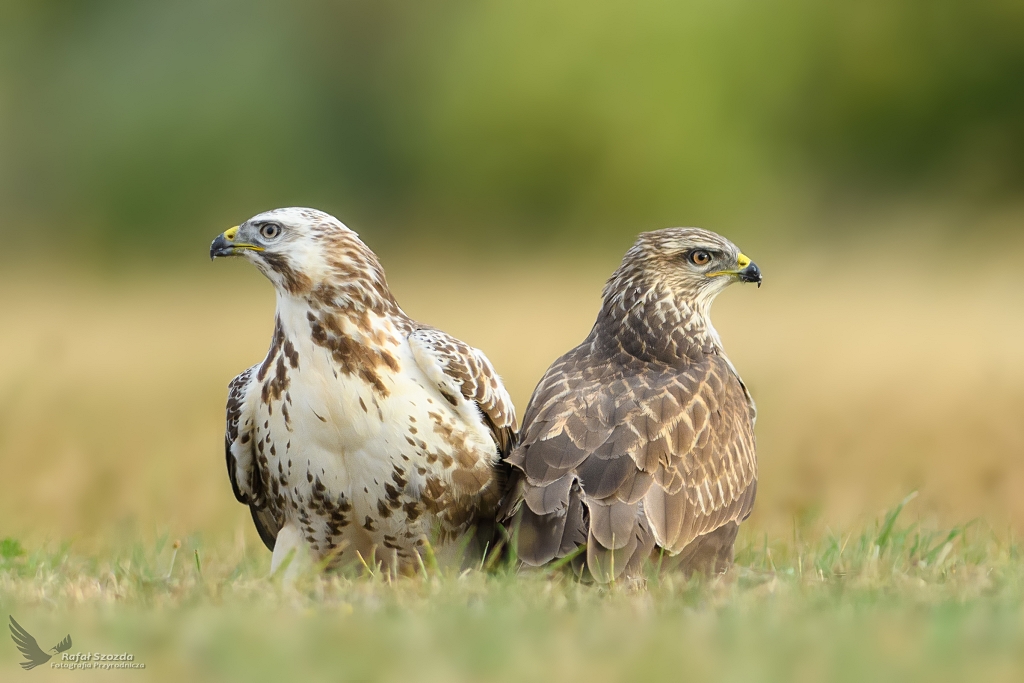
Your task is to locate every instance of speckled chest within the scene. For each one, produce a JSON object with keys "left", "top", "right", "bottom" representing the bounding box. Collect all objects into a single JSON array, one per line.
[{"left": 250, "top": 302, "right": 499, "bottom": 565}]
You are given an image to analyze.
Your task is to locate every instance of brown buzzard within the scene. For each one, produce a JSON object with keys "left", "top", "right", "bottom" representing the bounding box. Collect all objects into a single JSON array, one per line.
[
  {"left": 500, "top": 228, "right": 761, "bottom": 582},
  {"left": 211, "top": 208, "right": 517, "bottom": 576}
]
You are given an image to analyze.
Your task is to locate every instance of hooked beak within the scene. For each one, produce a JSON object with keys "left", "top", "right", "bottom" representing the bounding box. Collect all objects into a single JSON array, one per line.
[
  {"left": 707, "top": 252, "right": 763, "bottom": 288},
  {"left": 210, "top": 226, "right": 264, "bottom": 260},
  {"left": 738, "top": 260, "right": 762, "bottom": 287}
]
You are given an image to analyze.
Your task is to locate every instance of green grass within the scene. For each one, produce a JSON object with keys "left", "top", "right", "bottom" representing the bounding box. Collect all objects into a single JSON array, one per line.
[{"left": 2, "top": 499, "right": 1024, "bottom": 682}]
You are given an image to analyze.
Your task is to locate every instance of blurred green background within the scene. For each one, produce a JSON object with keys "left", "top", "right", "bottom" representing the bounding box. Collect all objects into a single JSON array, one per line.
[{"left": 2, "top": 0, "right": 1022, "bottom": 262}]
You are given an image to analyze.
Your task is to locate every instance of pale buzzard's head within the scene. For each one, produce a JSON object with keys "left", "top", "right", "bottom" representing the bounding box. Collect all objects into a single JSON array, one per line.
[
  {"left": 608, "top": 227, "right": 761, "bottom": 307},
  {"left": 210, "top": 207, "right": 384, "bottom": 296}
]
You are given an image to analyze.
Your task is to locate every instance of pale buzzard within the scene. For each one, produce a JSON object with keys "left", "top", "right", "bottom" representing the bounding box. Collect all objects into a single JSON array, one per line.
[
  {"left": 500, "top": 228, "right": 761, "bottom": 582},
  {"left": 211, "top": 208, "right": 517, "bottom": 575}
]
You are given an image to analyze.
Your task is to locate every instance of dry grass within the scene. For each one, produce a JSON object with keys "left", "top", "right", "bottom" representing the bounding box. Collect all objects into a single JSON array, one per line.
[{"left": 1, "top": 240, "right": 1023, "bottom": 681}]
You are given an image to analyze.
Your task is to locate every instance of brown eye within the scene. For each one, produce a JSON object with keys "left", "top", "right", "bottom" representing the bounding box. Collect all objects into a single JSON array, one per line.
[
  {"left": 689, "top": 250, "right": 712, "bottom": 266},
  {"left": 260, "top": 222, "right": 282, "bottom": 240}
]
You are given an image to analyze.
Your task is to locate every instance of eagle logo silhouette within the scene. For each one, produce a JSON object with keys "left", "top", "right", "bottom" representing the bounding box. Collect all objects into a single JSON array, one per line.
[{"left": 8, "top": 616, "right": 72, "bottom": 670}]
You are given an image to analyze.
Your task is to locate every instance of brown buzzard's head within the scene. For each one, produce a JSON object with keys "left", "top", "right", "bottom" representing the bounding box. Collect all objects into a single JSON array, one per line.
[
  {"left": 608, "top": 227, "right": 761, "bottom": 307},
  {"left": 210, "top": 207, "right": 384, "bottom": 297}
]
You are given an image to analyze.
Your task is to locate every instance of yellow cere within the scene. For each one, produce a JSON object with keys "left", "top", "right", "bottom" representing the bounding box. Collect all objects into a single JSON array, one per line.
[
  {"left": 223, "top": 226, "right": 239, "bottom": 241},
  {"left": 737, "top": 253, "right": 751, "bottom": 268}
]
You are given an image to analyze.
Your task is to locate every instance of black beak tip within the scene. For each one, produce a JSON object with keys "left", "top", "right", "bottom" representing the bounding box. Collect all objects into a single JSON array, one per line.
[
  {"left": 739, "top": 262, "right": 762, "bottom": 286},
  {"left": 210, "top": 235, "right": 232, "bottom": 261}
]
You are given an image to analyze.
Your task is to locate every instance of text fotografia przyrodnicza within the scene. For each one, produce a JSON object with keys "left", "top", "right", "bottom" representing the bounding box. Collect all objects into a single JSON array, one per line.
[{"left": 52, "top": 652, "right": 145, "bottom": 670}]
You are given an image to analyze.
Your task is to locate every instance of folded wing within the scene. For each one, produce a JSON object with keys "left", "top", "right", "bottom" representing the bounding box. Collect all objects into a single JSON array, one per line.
[
  {"left": 504, "top": 349, "right": 756, "bottom": 581},
  {"left": 225, "top": 365, "right": 282, "bottom": 551},
  {"left": 408, "top": 327, "right": 518, "bottom": 459}
]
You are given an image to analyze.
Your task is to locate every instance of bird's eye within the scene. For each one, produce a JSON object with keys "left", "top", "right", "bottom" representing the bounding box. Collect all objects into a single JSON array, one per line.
[
  {"left": 689, "top": 250, "right": 712, "bottom": 266},
  {"left": 260, "top": 223, "right": 282, "bottom": 240}
]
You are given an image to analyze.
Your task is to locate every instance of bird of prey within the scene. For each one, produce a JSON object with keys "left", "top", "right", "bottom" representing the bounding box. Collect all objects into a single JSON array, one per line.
[
  {"left": 499, "top": 228, "right": 761, "bottom": 582},
  {"left": 9, "top": 616, "right": 72, "bottom": 670},
  {"left": 211, "top": 208, "right": 517, "bottom": 575}
]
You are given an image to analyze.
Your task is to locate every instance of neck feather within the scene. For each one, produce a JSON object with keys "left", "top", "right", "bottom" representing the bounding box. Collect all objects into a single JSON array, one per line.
[{"left": 597, "top": 265, "right": 721, "bottom": 364}]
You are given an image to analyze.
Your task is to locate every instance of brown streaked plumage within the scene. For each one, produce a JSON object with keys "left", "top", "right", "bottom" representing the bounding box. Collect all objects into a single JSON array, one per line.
[
  {"left": 212, "top": 208, "right": 517, "bottom": 576},
  {"left": 499, "top": 228, "right": 761, "bottom": 582}
]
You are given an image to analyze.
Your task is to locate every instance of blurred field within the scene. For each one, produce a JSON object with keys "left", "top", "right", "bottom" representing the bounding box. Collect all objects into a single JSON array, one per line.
[
  {"left": 1, "top": 239, "right": 1024, "bottom": 681},
  {"left": 1, "top": 240, "right": 1022, "bottom": 547}
]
